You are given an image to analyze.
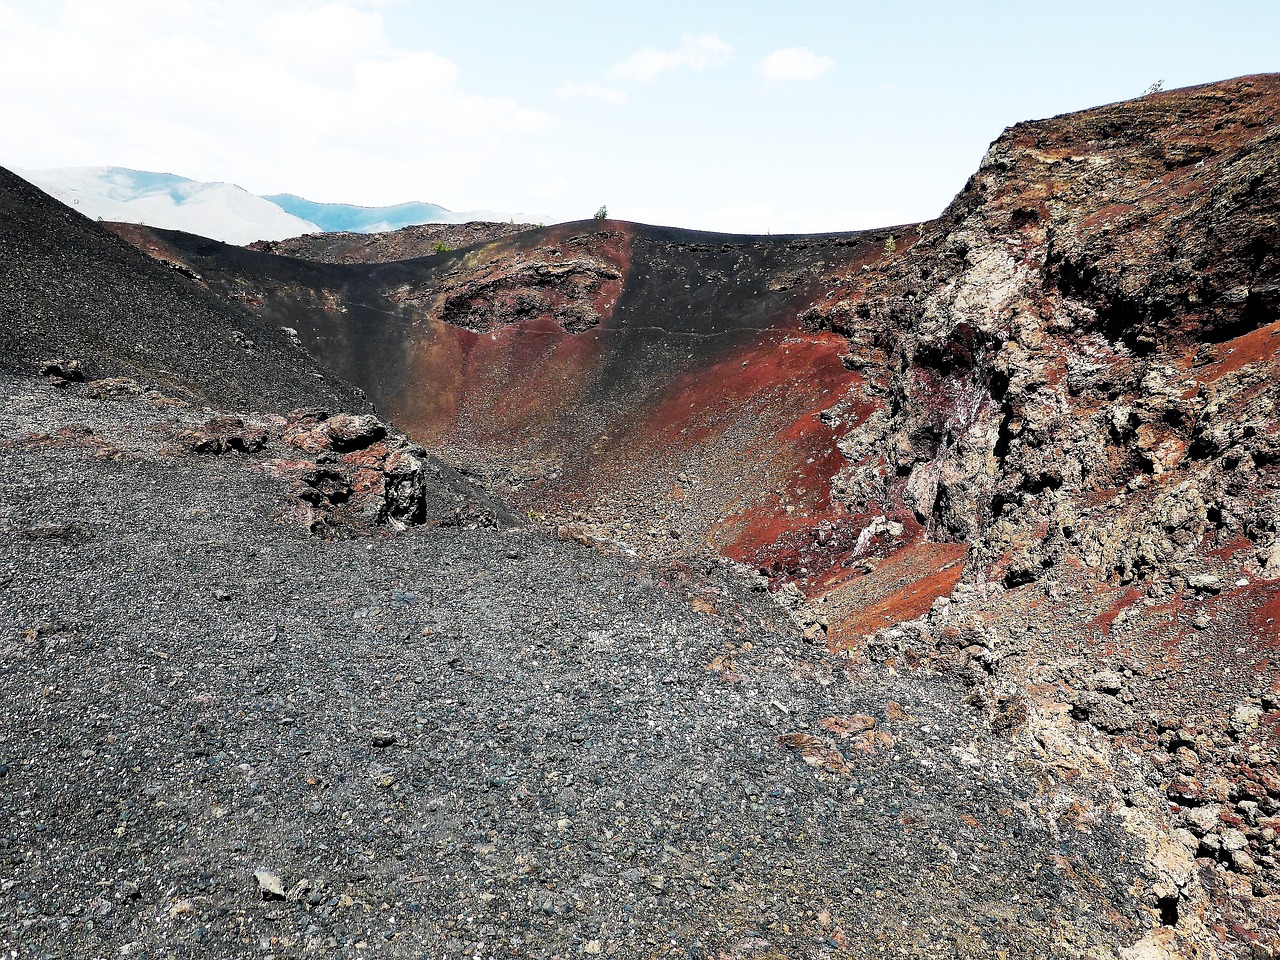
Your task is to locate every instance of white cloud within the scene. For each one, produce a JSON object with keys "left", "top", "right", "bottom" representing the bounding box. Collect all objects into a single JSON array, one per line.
[
  {"left": 0, "top": 1, "right": 552, "bottom": 207},
  {"left": 756, "top": 47, "right": 835, "bottom": 82},
  {"left": 556, "top": 32, "right": 730, "bottom": 112},
  {"left": 256, "top": 3, "right": 387, "bottom": 69},
  {"left": 609, "top": 32, "right": 732, "bottom": 84},
  {"left": 556, "top": 81, "right": 629, "bottom": 105}
]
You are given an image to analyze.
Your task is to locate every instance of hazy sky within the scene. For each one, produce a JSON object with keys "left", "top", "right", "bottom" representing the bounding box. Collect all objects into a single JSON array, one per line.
[{"left": 2, "top": 0, "right": 1276, "bottom": 232}]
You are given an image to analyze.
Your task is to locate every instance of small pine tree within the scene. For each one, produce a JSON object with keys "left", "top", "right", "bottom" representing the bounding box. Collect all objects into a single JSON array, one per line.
[
  {"left": 432, "top": 241, "right": 451, "bottom": 255},
  {"left": 883, "top": 234, "right": 896, "bottom": 256},
  {"left": 1145, "top": 79, "right": 1165, "bottom": 95},
  {"left": 593, "top": 205, "right": 608, "bottom": 220}
]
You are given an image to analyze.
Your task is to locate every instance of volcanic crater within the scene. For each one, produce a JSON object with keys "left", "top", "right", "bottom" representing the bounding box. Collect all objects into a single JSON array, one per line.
[{"left": 3, "top": 74, "right": 1280, "bottom": 959}]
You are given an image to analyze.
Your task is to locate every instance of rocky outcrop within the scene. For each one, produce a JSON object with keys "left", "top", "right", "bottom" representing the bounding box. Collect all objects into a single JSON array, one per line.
[
  {"left": 388, "top": 229, "right": 628, "bottom": 334},
  {"left": 787, "top": 78, "right": 1280, "bottom": 954},
  {"left": 804, "top": 74, "right": 1280, "bottom": 590},
  {"left": 177, "top": 406, "right": 517, "bottom": 535},
  {"left": 177, "top": 415, "right": 268, "bottom": 454}
]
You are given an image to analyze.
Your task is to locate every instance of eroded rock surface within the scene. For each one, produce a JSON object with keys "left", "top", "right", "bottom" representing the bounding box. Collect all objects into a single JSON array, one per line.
[
  {"left": 388, "top": 229, "right": 628, "bottom": 334},
  {"left": 804, "top": 74, "right": 1280, "bottom": 584},
  {"left": 796, "top": 74, "right": 1280, "bottom": 957}
]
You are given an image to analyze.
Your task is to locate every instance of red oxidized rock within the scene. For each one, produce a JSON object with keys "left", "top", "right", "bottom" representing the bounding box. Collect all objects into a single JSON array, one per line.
[
  {"left": 324, "top": 413, "right": 386, "bottom": 451},
  {"left": 284, "top": 412, "right": 386, "bottom": 454},
  {"left": 179, "top": 416, "right": 268, "bottom": 454}
]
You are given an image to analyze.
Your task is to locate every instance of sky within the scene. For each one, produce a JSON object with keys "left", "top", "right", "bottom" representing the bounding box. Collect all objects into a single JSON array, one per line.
[{"left": 1, "top": 0, "right": 1277, "bottom": 232}]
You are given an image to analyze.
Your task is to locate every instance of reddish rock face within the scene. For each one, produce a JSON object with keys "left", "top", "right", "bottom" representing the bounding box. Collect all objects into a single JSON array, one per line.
[{"left": 284, "top": 412, "right": 386, "bottom": 454}]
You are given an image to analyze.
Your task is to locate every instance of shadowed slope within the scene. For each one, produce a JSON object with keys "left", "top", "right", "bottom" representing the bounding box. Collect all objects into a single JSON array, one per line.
[{"left": 0, "top": 166, "right": 364, "bottom": 411}]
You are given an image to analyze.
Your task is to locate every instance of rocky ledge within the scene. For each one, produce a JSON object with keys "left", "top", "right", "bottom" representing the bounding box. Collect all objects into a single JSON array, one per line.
[{"left": 31, "top": 363, "right": 517, "bottom": 537}]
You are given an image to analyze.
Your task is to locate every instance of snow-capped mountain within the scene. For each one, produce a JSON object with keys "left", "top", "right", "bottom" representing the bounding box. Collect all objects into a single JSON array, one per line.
[
  {"left": 262, "top": 194, "right": 528, "bottom": 234},
  {"left": 16, "top": 167, "right": 533, "bottom": 245},
  {"left": 17, "top": 167, "right": 320, "bottom": 244}
]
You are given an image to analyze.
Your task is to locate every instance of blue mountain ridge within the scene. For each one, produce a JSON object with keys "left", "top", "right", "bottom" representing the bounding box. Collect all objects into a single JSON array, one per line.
[{"left": 264, "top": 194, "right": 452, "bottom": 233}]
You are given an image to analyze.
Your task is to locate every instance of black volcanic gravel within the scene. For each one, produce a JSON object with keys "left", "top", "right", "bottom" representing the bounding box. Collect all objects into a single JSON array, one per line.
[{"left": 0, "top": 375, "right": 1154, "bottom": 958}]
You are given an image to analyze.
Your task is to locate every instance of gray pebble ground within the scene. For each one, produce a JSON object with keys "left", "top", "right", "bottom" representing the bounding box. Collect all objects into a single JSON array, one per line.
[{"left": 0, "top": 377, "right": 1153, "bottom": 958}]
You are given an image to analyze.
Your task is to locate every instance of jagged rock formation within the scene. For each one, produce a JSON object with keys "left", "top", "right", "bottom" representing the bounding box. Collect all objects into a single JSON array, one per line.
[
  {"left": 806, "top": 75, "right": 1280, "bottom": 956},
  {"left": 176, "top": 406, "right": 518, "bottom": 534},
  {"left": 386, "top": 228, "right": 627, "bottom": 334},
  {"left": 804, "top": 73, "right": 1280, "bottom": 586}
]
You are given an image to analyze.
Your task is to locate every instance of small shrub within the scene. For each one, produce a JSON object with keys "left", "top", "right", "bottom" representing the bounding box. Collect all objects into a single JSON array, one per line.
[
  {"left": 432, "top": 241, "right": 451, "bottom": 255},
  {"left": 1145, "top": 79, "right": 1165, "bottom": 95},
  {"left": 593, "top": 205, "right": 608, "bottom": 220},
  {"left": 883, "top": 234, "right": 896, "bottom": 256}
]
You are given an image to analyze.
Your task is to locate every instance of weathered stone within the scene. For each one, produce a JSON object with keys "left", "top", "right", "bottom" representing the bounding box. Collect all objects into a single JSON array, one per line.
[
  {"left": 1187, "top": 574, "right": 1223, "bottom": 594},
  {"left": 818, "top": 715, "right": 877, "bottom": 737},
  {"left": 254, "top": 869, "right": 286, "bottom": 900},
  {"left": 324, "top": 414, "right": 386, "bottom": 451},
  {"left": 1167, "top": 774, "right": 1205, "bottom": 803},
  {"left": 179, "top": 416, "right": 268, "bottom": 454},
  {"left": 1070, "top": 691, "right": 1135, "bottom": 734},
  {"left": 1177, "top": 804, "right": 1221, "bottom": 836},
  {"left": 1085, "top": 671, "right": 1125, "bottom": 694},
  {"left": 39, "top": 359, "right": 85, "bottom": 382}
]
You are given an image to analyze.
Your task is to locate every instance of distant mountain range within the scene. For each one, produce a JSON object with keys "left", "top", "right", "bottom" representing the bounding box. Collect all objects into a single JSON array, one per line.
[
  {"left": 15, "top": 166, "right": 528, "bottom": 244},
  {"left": 263, "top": 194, "right": 452, "bottom": 234}
]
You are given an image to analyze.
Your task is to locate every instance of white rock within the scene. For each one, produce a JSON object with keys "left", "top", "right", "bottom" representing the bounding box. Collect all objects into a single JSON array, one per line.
[
  {"left": 254, "top": 869, "right": 285, "bottom": 899},
  {"left": 1221, "top": 828, "right": 1249, "bottom": 852}
]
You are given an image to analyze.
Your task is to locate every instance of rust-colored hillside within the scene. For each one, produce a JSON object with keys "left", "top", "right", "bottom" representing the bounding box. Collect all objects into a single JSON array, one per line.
[{"left": 109, "top": 217, "right": 905, "bottom": 585}]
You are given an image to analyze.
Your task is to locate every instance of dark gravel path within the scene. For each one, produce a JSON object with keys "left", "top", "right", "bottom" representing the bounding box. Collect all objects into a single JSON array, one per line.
[{"left": 0, "top": 378, "right": 1155, "bottom": 958}]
